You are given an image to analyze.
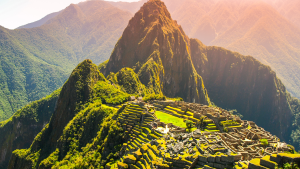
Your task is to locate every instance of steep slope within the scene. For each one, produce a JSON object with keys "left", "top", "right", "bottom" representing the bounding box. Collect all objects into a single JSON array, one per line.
[
  {"left": 0, "top": 89, "right": 60, "bottom": 169},
  {"left": 7, "top": 59, "right": 104, "bottom": 168},
  {"left": 104, "top": 0, "right": 210, "bottom": 104},
  {"left": 211, "top": 3, "right": 300, "bottom": 98},
  {"left": 0, "top": 26, "right": 68, "bottom": 121},
  {"left": 190, "top": 38, "right": 296, "bottom": 142},
  {"left": 0, "top": 0, "right": 132, "bottom": 121},
  {"left": 7, "top": 59, "right": 154, "bottom": 168}
]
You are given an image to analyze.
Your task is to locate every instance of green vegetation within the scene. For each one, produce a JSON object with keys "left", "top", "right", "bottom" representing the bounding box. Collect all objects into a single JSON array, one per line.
[
  {"left": 7, "top": 59, "right": 167, "bottom": 168},
  {"left": 143, "top": 93, "right": 166, "bottom": 102},
  {"left": 114, "top": 68, "right": 146, "bottom": 95},
  {"left": 0, "top": 88, "right": 60, "bottom": 169},
  {"left": 0, "top": 0, "right": 132, "bottom": 122},
  {"left": 260, "top": 139, "right": 269, "bottom": 147},
  {"left": 0, "top": 29, "right": 69, "bottom": 121},
  {"left": 155, "top": 111, "right": 186, "bottom": 128},
  {"left": 283, "top": 163, "right": 299, "bottom": 169},
  {"left": 93, "top": 81, "right": 130, "bottom": 105},
  {"left": 185, "top": 120, "right": 194, "bottom": 132},
  {"left": 223, "top": 127, "right": 228, "bottom": 133}
]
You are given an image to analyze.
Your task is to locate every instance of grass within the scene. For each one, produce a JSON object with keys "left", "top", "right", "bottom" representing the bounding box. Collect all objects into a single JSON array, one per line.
[
  {"left": 155, "top": 111, "right": 198, "bottom": 132},
  {"left": 155, "top": 111, "right": 187, "bottom": 128}
]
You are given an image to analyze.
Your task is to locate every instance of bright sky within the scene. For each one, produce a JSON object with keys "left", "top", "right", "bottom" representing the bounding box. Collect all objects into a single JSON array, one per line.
[{"left": 0, "top": 0, "right": 139, "bottom": 29}]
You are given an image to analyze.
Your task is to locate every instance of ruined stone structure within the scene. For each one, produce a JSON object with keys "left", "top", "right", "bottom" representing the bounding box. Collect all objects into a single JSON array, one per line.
[{"left": 112, "top": 100, "right": 298, "bottom": 169}]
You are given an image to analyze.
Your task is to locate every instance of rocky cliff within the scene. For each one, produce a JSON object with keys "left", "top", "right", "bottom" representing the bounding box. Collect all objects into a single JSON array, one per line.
[
  {"left": 190, "top": 39, "right": 294, "bottom": 141},
  {"left": 103, "top": 0, "right": 210, "bottom": 105}
]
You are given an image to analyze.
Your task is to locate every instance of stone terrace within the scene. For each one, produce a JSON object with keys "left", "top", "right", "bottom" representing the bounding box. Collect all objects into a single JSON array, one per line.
[{"left": 109, "top": 100, "right": 296, "bottom": 169}]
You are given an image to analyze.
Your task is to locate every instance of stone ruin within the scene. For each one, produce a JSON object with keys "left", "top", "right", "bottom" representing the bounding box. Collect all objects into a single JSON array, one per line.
[{"left": 114, "top": 100, "right": 297, "bottom": 169}]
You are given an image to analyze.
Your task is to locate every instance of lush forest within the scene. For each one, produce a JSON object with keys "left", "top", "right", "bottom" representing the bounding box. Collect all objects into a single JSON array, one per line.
[{"left": 0, "top": 0, "right": 132, "bottom": 122}]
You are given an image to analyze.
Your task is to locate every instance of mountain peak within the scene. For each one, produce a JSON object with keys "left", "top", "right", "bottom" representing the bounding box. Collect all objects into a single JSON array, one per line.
[
  {"left": 139, "top": 0, "right": 172, "bottom": 19},
  {"left": 104, "top": 0, "right": 210, "bottom": 104},
  {"left": 134, "top": 0, "right": 180, "bottom": 33}
]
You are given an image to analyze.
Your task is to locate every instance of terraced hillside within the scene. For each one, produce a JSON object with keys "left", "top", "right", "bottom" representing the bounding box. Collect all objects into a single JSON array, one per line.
[
  {"left": 6, "top": 59, "right": 300, "bottom": 169},
  {"left": 108, "top": 100, "right": 300, "bottom": 169}
]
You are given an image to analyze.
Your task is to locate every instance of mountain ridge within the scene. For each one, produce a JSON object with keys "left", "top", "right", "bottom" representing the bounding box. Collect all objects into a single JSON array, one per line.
[{"left": 0, "top": 0, "right": 132, "bottom": 122}]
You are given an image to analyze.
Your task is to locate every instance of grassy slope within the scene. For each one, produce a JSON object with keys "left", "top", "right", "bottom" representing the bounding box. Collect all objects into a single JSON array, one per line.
[{"left": 155, "top": 111, "right": 186, "bottom": 128}]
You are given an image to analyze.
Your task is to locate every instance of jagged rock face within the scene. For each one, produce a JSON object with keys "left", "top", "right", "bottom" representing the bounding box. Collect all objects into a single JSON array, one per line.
[
  {"left": 190, "top": 39, "right": 293, "bottom": 140},
  {"left": 105, "top": 0, "right": 210, "bottom": 104}
]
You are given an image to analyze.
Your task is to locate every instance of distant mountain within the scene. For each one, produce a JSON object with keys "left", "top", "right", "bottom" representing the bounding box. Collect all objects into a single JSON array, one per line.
[
  {"left": 0, "top": 1, "right": 132, "bottom": 122},
  {"left": 262, "top": 0, "right": 300, "bottom": 29},
  {"left": 211, "top": 2, "right": 300, "bottom": 99},
  {"left": 17, "top": 11, "right": 61, "bottom": 29}
]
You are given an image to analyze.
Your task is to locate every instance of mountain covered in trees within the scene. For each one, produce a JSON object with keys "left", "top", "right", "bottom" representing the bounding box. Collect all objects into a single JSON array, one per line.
[
  {"left": 0, "top": 0, "right": 300, "bottom": 168},
  {"left": 0, "top": 0, "right": 132, "bottom": 122}
]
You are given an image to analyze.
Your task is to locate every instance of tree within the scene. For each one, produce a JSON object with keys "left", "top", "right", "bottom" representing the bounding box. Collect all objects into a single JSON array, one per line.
[
  {"left": 199, "top": 117, "right": 204, "bottom": 128},
  {"left": 223, "top": 127, "right": 228, "bottom": 133},
  {"left": 283, "top": 162, "right": 299, "bottom": 169},
  {"left": 260, "top": 139, "right": 269, "bottom": 147},
  {"left": 185, "top": 120, "right": 194, "bottom": 132}
]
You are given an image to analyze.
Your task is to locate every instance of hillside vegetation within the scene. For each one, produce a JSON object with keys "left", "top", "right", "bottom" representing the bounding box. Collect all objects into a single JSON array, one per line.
[
  {"left": 0, "top": 89, "right": 60, "bottom": 168},
  {"left": 0, "top": 1, "right": 132, "bottom": 121},
  {"left": 3, "top": 1, "right": 300, "bottom": 168},
  {"left": 6, "top": 58, "right": 165, "bottom": 168}
]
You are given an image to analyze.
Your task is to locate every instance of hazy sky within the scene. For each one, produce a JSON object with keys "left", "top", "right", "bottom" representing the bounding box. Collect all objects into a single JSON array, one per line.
[{"left": 0, "top": 0, "right": 139, "bottom": 29}]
